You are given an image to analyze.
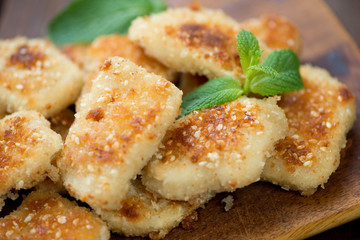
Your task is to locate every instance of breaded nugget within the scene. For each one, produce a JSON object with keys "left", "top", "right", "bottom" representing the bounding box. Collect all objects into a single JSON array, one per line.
[
  {"left": 129, "top": 7, "right": 271, "bottom": 82},
  {"left": 59, "top": 57, "right": 182, "bottom": 210},
  {"left": 0, "top": 190, "right": 109, "bottom": 240},
  {"left": 261, "top": 65, "right": 356, "bottom": 195},
  {"left": 96, "top": 178, "right": 214, "bottom": 239},
  {"left": 0, "top": 111, "right": 62, "bottom": 202},
  {"left": 88, "top": 34, "right": 177, "bottom": 82},
  {"left": 61, "top": 43, "right": 90, "bottom": 70},
  {"left": 142, "top": 97, "right": 287, "bottom": 200},
  {"left": 50, "top": 108, "right": 75, "bottom": 141},
  {"left": 240, "top": 14, "right": 302, "bottom": 54},
  {"left": 0, "top": 37, "right": 83, "bottom": 117}
]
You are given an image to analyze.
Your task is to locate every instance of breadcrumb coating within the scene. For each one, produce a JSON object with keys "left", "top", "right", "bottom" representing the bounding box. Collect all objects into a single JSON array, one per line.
[
  {"left": 142, "top": 97, "right": 287, "bottom": 200},
  {"left": 0, "top": 190, "right": 110, "bottom": 240},
  {"left": 96, "top": 178, "right": 213, "bottom": 239},
  {"left": 0, "top": 111, "right": 62, "bottom": 203},
  {"left": 59, "top": 57, "right": 182, "bottom": 210},
  {"left": 0, "top": 37, "right": 83, "bottom": 117},
  {"left": 262, "top": 65, "right": 356, "bottom": 195}
]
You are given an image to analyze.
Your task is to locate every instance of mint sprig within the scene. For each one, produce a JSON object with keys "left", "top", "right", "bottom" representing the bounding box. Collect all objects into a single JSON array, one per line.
[
  {"left": 180, "top": 30, "right": 304, "bottom": 118},
  {"left": 179, "top": 77, "right": 243, "bottom": 118},
  {"left": 48, "top": 0, "right": 166, "bottom": 45}
]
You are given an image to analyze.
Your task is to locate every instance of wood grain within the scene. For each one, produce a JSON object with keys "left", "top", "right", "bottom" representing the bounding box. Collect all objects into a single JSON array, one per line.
[{"left": 0, "top": 0, "right": 359, "bottom": 239}]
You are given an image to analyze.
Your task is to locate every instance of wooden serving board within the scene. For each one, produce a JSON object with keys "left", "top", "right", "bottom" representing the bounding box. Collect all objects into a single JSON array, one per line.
[{"left": 0, "top": 0, "right": 359, "bottom": 239}]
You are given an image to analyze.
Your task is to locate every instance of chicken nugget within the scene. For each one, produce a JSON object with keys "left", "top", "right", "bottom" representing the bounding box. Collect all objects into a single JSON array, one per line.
[
  {"left": 0, "top": 37, "right": 83, "bottom": 117},
  {"left": 59, "top": 57, "right": 182, "bottom": 210},
  {"left": 96, "top": 178, "right": 213, "bottom": 239},
  {"left": 240, "top": 14, "right": 302, "bottom": 54},
  {"left": 0, "top": 190, "right": 109, "bottom": 240},
  {"left": 0, "top": 111, "right": 62, "bottom": 203},
  {"left": 142, "top": 97, "right": 287, "bottom": 200},
  {"left": 129, "top": 7, "right": 269, "bottom": 82},
  {"left": 88, "top": 34, "right": 177, "bottom": 82},
  {"left": 261, "top": 65, "right": 356, "bottom": 195}
]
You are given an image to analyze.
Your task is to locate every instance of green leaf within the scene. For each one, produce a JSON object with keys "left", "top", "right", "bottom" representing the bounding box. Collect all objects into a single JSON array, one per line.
[
  {"left": 48, "top": 0, "right": 166, "bottom": 45},
  {"left": 179, "top": 76, "right": 243, "bottom": 118},
  {"left": 236, "top": 30, "right": 261, "bottom": 75},
  {"left": 262, "top": 49, "right": 300, "bottom": 72},
  {"left": 248, "top": 49, "right": 304, "bottom": 96}
]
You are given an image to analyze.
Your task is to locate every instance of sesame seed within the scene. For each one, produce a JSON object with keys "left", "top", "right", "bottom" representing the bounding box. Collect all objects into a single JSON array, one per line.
[
  {"left": 303, "top": 161, "right": 312, "bottom": 167},
  {"left": 57, "top": 216, "right": 67, "bottom": 224},
  {"left": 86, "top": 225, "right": 93, "bottom": 229},
  {"left": 216, "top": 124, "right": 223, "bottom": 131},
  {"left": 30, "top": 228, "right": 36, "bottom": 234},
  {"left": 194, "top": 130, "right": 201, "bottom": 138},
  {"left": 326, "top": 122, "right": 332, "bottom": 128},
  {"left": 24, "top": 214, "right": 32, "bottom": 223},
  {"left": 15, "top": 84, "right": 24, "bottom": 90}
]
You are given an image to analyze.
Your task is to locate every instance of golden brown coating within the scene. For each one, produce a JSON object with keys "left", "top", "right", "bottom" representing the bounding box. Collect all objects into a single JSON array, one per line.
[
  {"left": 262, "top": 65, "right": 356, "bottom": 195},
  {"left": 129, "top": 7, "right": 269, "bottom": 82},
  {"left": 142, "top": 97, "right": 287, "bottom": 200},
  {"left": 88, "top": 34, "right": 177, "bottom": 82},
  {"left": 49, "top": 108, "right": 75, "bottom": 141},
  {"left": 0, "top": 37, "right": 84, "bottom": 117},
  {"left": 0, "top": 111, "right": 62, "bottom": 202},
  {"left": 240, "top": 14, "right": 302, "bottom": 54},
  {"left": 96, "top": 178, "right": 213, "bottom": 239},
  {"left": 0, "top": 190, "right": 110, "bottom": 240},
  {"left": 61, "top": 43, "right": 90, "bottom": 70},
  {"left": 59, "top": 57, "right": 182, "bottom": 210}
]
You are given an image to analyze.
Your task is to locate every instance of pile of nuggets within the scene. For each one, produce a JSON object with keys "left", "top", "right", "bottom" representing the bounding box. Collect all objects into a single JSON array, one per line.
[{"left": 0, "top": 4, "right": 356, "bottom": 240}]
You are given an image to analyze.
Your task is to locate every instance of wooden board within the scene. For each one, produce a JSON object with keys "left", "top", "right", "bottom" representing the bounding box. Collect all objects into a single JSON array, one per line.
[{"left": 0, "top": 0, "right": 359, "bottom": 239}]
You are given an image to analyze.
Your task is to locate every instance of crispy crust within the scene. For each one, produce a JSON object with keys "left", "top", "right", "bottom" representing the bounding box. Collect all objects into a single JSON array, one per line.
[
  {"left": 261, "top": 65, "right": 356, "bottom": 195},
  {"left": 0, "top": 111, "right": 62, "bottom": 200},
  {"left": 0, "top": 190, "right": 110, "bottom": 240},
  {"left": 0, "top": 37, "right": 84, "bottom": 117},
  {"left": 96, "top": 178, "right": 214, "bottom": 239},
  {"left": 59, "top": 57, "right": 182, "bottom": 210},
  {"left": 240, "top": 14, "right": 302, "bottom": 54},
  {"left": 142, "top": 97, "right": 287, "bottom": 200}
]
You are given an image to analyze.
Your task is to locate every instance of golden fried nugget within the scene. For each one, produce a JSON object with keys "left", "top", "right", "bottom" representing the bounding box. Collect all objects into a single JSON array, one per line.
[
  {"left": 59, "top": 57, "right": 182, "bottom": 210},
  {"left": 142, "top": 97, "right": 287, "bottom": 200},
  {"left": 240, "top": 14, "right": 301, "bottom": 54},
  {"left": 61, "top": 43, "right": 90, "bottom": 70},
  {"left": 0, "top": 111, "right": 62, "bottom": 202},
  {"left": 88, "top": 34, "right": 177, "bottom": 82},
  {"left": 0, "top": 190, "right": 110, "bottom": 240},
  {"left": 261, "top": 65, "right": 356, "bottom": 195},
  {"left": 0, "top": 37, "right": 83, "bottom": 117},
  {"left": 129, "top": 7, "right": 272, "bottom": 82},
  {"left": 50, "top": 108, "right": 75, "bottom": 141},
  {"left": 96, "top": 178, "right": 213, "bottom": 239}
]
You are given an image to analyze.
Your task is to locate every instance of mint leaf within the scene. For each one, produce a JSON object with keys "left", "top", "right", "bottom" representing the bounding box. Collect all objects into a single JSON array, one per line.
[
  {"left": 179, "top": 76, "right": 243, "bottom": 118},
  {"left": 48, "top": 0, "right": 166, "bottom": 45},
  {"left": 248, "top": 49, "right": 304, "bottom": 96},
  {"left": 236, "top": 30, "right": 262, "bottom": 75}
]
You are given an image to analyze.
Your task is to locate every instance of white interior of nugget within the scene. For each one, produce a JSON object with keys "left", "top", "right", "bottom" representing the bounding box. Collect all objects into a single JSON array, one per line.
[
  {"left": 142, "top": 96, "right": 288, "bottom": 200},
  {"left": 60, "top": 57, "right": 182, "bottom": 210}
]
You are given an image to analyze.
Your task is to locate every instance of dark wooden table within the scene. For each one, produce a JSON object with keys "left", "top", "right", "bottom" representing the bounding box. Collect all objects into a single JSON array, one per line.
[{"left": 0, "top": 0, "right": 359, "bottom": 239}]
